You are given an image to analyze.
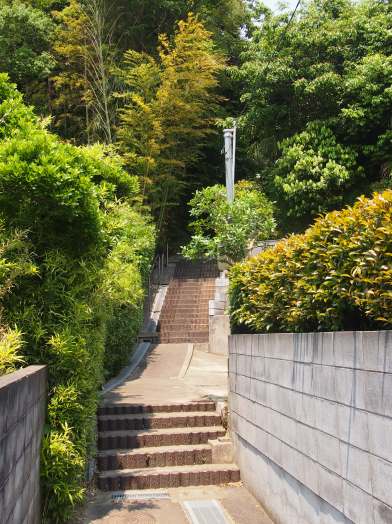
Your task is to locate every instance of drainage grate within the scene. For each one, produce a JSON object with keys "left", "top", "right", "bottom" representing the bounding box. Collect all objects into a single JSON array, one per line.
[
  {"left": 111, "top": 491, "right": 170, "bottom": 503},
  {"left": 182, "top": 500, "right": 230, "bottom": 524}
]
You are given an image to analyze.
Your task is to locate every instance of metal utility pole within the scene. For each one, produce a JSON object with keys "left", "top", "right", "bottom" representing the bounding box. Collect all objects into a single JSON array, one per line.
[{"left": 223, "top": 122, "right": 237, "bottom": 203}]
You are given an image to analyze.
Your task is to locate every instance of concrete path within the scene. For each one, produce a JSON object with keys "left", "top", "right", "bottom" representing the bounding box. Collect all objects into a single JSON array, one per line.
[
  {"left": 82, "top": 485, "right": 272, "bottom": 523},
  {"left": 80, "top": 343, "right": 274, "bottom": 523},
  {"left": 102, "top": 343, "right": 228, "bottom": 406}
]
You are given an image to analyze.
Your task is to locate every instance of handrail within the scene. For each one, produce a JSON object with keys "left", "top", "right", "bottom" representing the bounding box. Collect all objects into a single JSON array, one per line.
[{"left": 145, "top": 243, "right": 169, "bottom": 327}]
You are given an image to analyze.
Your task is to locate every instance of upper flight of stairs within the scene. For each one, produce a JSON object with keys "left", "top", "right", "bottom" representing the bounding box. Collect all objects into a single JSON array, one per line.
[
  {"left": 158, "top": 260, "right": 219, "bottom": 344},
  {"left": 96, "top": 400, "right": 240, "bottom": 491}
]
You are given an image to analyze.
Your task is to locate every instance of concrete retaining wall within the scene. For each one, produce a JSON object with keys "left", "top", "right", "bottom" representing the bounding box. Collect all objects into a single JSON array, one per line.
[
  {"left": 229, "top": 331, "right": 392, "bottom": 524},
  {"left": 209, "top": 272, "right": 230, "bottom": 355},
  {"left": 0, "top": 366, "right": 47, "bottom": 524}
]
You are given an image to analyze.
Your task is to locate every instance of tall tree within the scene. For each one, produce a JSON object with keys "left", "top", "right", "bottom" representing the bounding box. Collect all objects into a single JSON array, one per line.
[
  {"left": 0, "top": 1, "right": 55, "bottom": 111},
  {"left": 52, "top": 0, "right": 117, "bottom": 143},
  {"left": 116, "top": 14, "right": 225, "bottom": 239},
  {"left": 236, "top": 0, "right": 392, "bottom": 228}
]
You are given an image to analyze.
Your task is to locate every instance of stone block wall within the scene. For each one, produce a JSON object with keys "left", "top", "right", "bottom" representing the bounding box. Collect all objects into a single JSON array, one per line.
[
  {"left": 229, "top": 331, "right": 392, "bottom": 524},
  {"left": 0, "top": 366, "right": 47, "bottom": 524}
]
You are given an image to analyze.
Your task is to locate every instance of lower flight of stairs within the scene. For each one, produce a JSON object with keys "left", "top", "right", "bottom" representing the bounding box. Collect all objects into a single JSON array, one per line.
[
  {"left": 96, "top": 400, "right": 240, "bottom": 491},
  {"left": 158, "top": 260, "right": 219, "bottom": 344}
]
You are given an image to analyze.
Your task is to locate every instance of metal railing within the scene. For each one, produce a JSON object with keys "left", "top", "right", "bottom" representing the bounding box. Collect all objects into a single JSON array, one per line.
[{"left": 144, "top": 244, "right": 169, "bottom": 329}]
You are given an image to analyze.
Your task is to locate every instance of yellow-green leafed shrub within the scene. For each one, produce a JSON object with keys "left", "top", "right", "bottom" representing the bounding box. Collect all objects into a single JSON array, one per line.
[
  {"left": 101, "top": 202, "right": 155, "bottom": 378},
  {"left": 0, "top": 226, "right": 35, "bottom": 376},
  {"left": 0, "top": 327, "right": 25, "bottom": 375},
  {"left": 230, "top": 190, "right": 392, "bottom": 333},
  {"left": 41, "top": 423, "right": 85, "bottom": 521},
  {"left": 0, "top": 74, "right": 155, "bottom": 523}
]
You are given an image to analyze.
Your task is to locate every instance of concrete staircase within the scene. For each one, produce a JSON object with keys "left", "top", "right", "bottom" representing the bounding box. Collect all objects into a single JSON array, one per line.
[
  {"left": 97, "top": 400, "right": 240, "bottom": 490},
  {"left": 158, "top": 260, "right": 219, "bottom": 344}
]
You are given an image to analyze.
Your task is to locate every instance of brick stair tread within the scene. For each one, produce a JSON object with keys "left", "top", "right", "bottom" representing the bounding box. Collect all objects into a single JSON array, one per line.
[
  {"left": 99, "top": 401, "right": 216, "bottom": 415},
  {"left": 99, "top": 411, "right": 219, "bottom": 422},
  {"left": 97, "top": 444, "right": 213, "bottom": 470},
  {"left": 161, "top": 314, "right": 209, "bottom": 318},
  {"left": 159, "top": 331, "right": 209, "bottom": 336},
  {"left": 159, "top": 342, "right": 208, "bottom": 345},
  {"left": 98, "top": 426, "right": 226, "bottom": 449},
  {"left": 164, "top": 299, "right": 211, "bottom": 302},
  {"left": 98, "top": 411, "right": 221, "bottom": 430},
  {"left": 98, "top": 443, "right": 212, "bottom": 458},
  {"left": 98, "top": 463, "right": 239, "bottom": 479},
  {"left": 159, "top": 313, "right": 209, "bottom": 319},
  {"left": 159, "top": 328, "right": 209, "bottom": 334},
  {"left": 161, "top": 308, "right": 209, "bottom": 312},
  {"left": 159, "top": 320, "right": 209, "bottom": 325},
  {"left": 167, "top": 285, "right": 215, "bottom": 290},
  {"left": 159, "top": 340, "right": 208, "bottom": 344},
  {"left": 159, "top": 327, "right": 209, "bottom": 331},
  {"left": 99, "top": 425, "right": 225, "bottom": 438},
  {"left": 98, "top": 463, "right": 240, "bottom": 490},
  {"left": 166, "top": 293, "right": 213, "bottom": 296}
]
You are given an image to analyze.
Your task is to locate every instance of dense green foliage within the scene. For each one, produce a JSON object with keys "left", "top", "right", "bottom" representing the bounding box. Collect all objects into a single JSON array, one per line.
[
  {"left": 0, "top": 72, "right": 37, "bottom": 138},
  {"left": 182, "top": 181, "right": 276, "bottom": 263},
  {"left": 0, "top": 1, "right": 391, "bottom": 519},
  {"left": 0, "top": 77, "right": 155, "bottom": 522},
  {"left": 117, "top": 14, "right": 225, "bottom": 238},
  {"left": 0, "top": 1, "right": 55, "bottom": 86},
  {"left": 0, "top": 130, "right": 103, "bottom": 255},
  {"left": 0, "top": 0, "right": 249, "bottom": 244},
  {"left": 101, "top": 201, "right": 155, "bottom": 378},
  {"left": 237, "top": 0, "right": 392, "bottom": 229},
  {"left": 230, "top": 190, "right": 392, "bottom": 333},
  {"left": 0, "top": 227, "right": 35, "bottom": 375}
]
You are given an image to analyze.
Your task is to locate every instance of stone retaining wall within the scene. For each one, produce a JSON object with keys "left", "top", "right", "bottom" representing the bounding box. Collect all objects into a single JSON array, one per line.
[
  {"left": 229, "top": 331, "right": 392, "bottom": 524},
  {"left": 209, "top": 272, "right": 230, "bottom": 355},
  {"left": 0, "top": 366, "right": 47, "bottom": 524}
]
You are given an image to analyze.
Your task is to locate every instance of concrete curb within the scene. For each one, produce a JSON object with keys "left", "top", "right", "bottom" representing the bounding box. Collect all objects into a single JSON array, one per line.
[
  {"left": 177, "top": 343, "right": 194, "bottom": 379},
  {"left": 101, "top": 341, "right": 152, "bottom": 394},
  {"left": 101, "top": 261, "right": 177, "bottom": 395}
]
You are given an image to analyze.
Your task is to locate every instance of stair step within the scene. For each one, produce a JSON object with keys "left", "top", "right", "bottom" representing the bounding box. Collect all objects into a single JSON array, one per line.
[
  {"left": 159, "top": 313, "right": 210, "bottom": 320},
  {"left": 159, "top": 330, "right": 209, "bottom": 336},
  {"left": 98, "top": 401, "right": 216, "bottom": 416},
  {"left": 159, "top": 323, "right": 209, "bottom": 329},
  {"left": 159, "top": 336, "right": 209, "bottom": 344},
  {"left": 167, "top": 284, "right": 215, "bottom": 290},
  {"left": 98, "top": 411, "right": 221, "bottom": 431},
  {"left": 97, "top": 463, "right": 240, "bottom": 491},
  {"left": 98, "top": 444, "right": 212, "bottom": 471},
  {"left": 160, "top": 312, "right": 209, "bottom": 319},
  {"left": 163, "top": 297, "right": 211, "bottom": 302},
  {"left": 98, "top": 426, "right": 226, "bottom": 450},
  {"left": 158, "top": 325, "right": 209, "bottom": 333},
  {"left": 158, "top": 334, "right": 209, "bottom": 341}
]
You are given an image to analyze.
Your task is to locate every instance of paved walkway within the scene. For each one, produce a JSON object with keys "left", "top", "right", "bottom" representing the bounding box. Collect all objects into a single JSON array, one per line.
[
  {"left": 102, "top": 343, "right": 228, "bottom": 405},
  {"left": 80, "top": 342, "right": 273, "bottom": 523}
]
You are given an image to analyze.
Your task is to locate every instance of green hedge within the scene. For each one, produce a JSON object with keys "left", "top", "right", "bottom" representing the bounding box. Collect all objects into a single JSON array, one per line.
[
  {"left": 230, "top": 190, "right": 392, "bottom": 333},
  {"left": 0, "top": 77, "right": 155, "bottom": 522},
  {"left": 0, "top": 227, "right": 36, "bottom": 375},
  {"left": 101, "top": 202, "right": 155, "bottom": 378}
]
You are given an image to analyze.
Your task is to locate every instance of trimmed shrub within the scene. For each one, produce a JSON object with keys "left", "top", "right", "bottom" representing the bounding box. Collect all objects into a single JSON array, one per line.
[
  {"left": 230, "top": 190, "right": 392, "bottom": 333},
  {"left": 0, "top": 130, "right": 103, "bottom": 256}
]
